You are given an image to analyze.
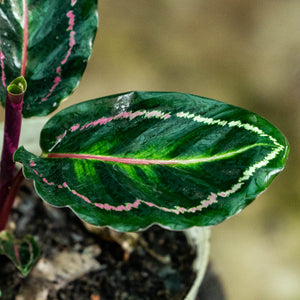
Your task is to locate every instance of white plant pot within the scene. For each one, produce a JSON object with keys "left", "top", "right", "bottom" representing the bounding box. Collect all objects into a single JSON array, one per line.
[
  {"left": 0, "top": 117, "right": 49, "bottom": 155},
  {"left": 184, "top": 227, "right": 210, "bottom": 300}
]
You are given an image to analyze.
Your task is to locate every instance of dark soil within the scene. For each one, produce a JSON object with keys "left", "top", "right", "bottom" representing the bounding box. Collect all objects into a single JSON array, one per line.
[{"left": 0, "top": 181, "right": 225, "bottom": 300}]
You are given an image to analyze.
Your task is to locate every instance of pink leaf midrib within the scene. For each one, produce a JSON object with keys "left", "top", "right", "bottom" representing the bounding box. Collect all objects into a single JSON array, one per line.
[
  {"left": 45, "top": 143, "right": 265, "bottom": 165},
  {"left": 47, "top": 153, "right": 184, "bottom": 165},
  {"left": 20, "top": 0, "right": 28, "bottom": 76}
]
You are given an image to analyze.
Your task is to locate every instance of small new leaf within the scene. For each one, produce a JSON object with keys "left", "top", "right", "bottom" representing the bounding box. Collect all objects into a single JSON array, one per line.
[
  {"left": 0, "top": 231, "right": 40, "bottom": 276},
  {"left": 7, "top": 77, "right": 27, "bottom": 95}
]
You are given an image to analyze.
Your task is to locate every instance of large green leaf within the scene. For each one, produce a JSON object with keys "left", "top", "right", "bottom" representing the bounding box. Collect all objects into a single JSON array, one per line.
[
  {"left": 14, "top": 92, "right": 289, "bottom": 231},
  {"left": 0, "top": 0, "right": 98, "bottom": 118},
  {"left": 0, "top": 231, "right": 40, "bottom": 276}
]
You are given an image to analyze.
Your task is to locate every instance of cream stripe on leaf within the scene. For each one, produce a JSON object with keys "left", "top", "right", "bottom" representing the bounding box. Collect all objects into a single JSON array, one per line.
[{"left": 15, "top": 91, "right": 289, "bottom": 232}]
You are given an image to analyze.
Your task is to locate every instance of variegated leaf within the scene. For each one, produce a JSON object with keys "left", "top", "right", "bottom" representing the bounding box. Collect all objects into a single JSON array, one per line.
[
  {"left": 14, "top": 92, "right": 289, "bottom": 231},
  {"left": 0, "top": 231, "right": 40, "bottom": 276},
  {"left": 0, "top": 0, "right": 98, "bottom": 117}
]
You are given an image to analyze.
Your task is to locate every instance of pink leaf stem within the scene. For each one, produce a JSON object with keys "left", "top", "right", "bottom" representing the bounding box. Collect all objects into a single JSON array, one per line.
[
  {"left": 0, "top": 89, "right": 25, "bottom": 231},
  {"left": 0, "top": 170, "right": 24, "bottom": 231}
]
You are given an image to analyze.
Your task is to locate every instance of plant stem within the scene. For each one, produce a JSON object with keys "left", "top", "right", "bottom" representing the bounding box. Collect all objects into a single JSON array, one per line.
[
  {"left": 0, "top": 169, "right": 24, "bottom": 230},
  {"left": 0, "top": 77, "right": 27, "bottom": 231}
]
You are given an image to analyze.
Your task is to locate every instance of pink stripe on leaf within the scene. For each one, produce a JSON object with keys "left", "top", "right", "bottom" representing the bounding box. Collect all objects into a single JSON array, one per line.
[{"left": 0, "top": 48, "right": 6, "bottom": 87}]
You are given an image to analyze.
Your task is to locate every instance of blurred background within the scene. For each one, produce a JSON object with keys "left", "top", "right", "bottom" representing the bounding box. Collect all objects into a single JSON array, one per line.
[{"left": 1, "top": 1, "right": 299, "bottom": 299}]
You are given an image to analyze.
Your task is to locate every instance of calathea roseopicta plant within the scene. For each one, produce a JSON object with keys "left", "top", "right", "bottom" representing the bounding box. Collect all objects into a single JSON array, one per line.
[
  {"left": 0, "top": 0, "right": 289, "bottom": 280},
  {"left": 0, "top": 0, "right": 98, "bottom": 275}
]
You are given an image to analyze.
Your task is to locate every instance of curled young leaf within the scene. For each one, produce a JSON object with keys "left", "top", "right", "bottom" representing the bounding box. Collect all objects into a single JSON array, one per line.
[
  {"left": 0, "top": 0, "right": 98, "bottom": 117},
  {"left": 7, "top": 76, "right": 27, "bottom": 95},
  {"left": 15, "top": 92, "right": 289, "bottom": 231},
  {"left": 0, "top": 231, "right": 40, "bottom": 276}
]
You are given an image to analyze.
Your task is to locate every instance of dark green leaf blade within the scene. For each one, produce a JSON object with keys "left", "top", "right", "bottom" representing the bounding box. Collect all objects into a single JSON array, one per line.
[
  {"left": 14, "top": 92, "right": 289, "bottom": 231},
  {"left": 0, "top": 231, "right": 40, "bottom": 276},
  {"left": 0, "top": 0, "right": 98, "bottom": 118}
]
